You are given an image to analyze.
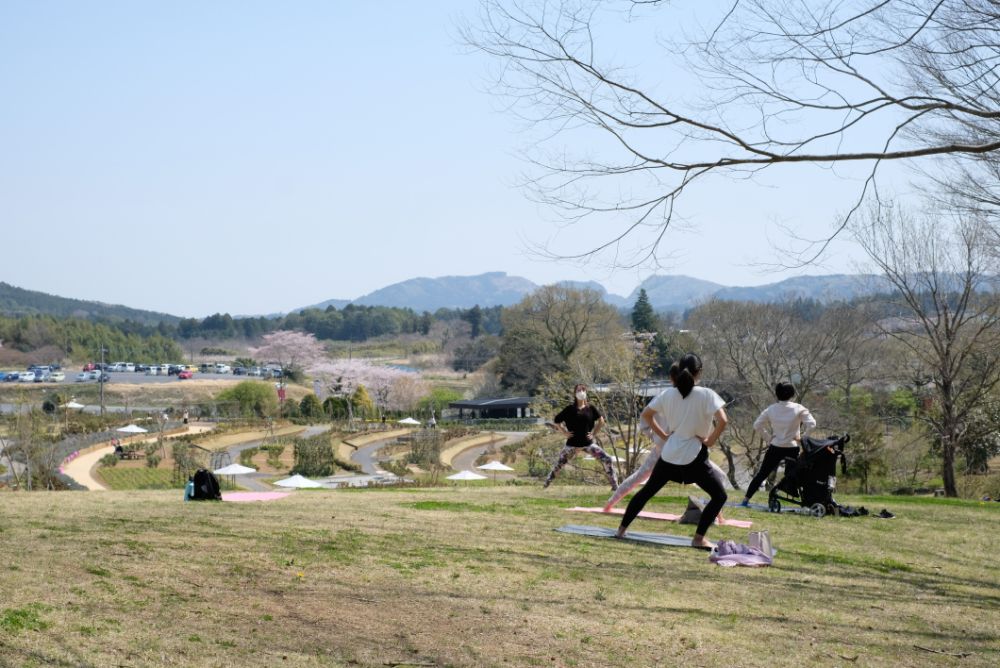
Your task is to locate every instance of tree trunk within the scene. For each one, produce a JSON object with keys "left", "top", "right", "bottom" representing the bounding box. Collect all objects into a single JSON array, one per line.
[
  {"left": 942, "top": 435, "right": 958, "bottom": 497},
  {"left": 719, "top": 441, "right": 741, "bottom": 490}
]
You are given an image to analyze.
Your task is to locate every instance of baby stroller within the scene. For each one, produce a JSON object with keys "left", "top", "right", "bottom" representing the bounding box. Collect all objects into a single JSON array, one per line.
[{"left": 767, "top": 434, "right": 849, "bottom": 517}]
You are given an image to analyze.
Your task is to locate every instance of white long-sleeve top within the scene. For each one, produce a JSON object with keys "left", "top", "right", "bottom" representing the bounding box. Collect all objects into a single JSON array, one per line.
[{"left": 753, "top": 401, "right": 816, "bottom": 448}]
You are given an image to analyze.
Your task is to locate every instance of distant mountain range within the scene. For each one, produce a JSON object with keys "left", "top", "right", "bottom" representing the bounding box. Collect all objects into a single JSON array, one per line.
[
  {"left": 0, "top": 272, "right": 890, "bottom": 324},
  {"left": 296, "top": 271, "right": 888, "bottom": 314}
]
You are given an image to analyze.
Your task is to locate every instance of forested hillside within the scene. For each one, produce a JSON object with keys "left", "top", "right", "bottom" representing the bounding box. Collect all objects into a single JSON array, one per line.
[{"left": 0, "top": 282, "right": 179, "bottom": 325}]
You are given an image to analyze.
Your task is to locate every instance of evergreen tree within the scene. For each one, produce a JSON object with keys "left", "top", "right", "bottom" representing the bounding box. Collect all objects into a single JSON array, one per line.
[{"left": 630, "top": 289, "right": 658, "bottom": 333}]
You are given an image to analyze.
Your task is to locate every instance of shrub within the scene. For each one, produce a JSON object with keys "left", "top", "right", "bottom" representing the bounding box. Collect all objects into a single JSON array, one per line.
[
  {"left": 215, "top": 381, "right": 279, "bottom": 418},
  {"left": 239, "top": 447, "right": 259, "bottom": 468},
  {"left": 98, "top": 454, "right": 118, "bottom": 468},
  {"left": 292, "top": 434, "right": 336, "bottom": 477},
  {"left": 299, "top": 394, "right": 324, "bottom": 419}
]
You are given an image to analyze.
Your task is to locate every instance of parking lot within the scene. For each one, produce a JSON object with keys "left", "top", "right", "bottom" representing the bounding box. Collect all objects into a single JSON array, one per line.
[{"left": 0, "top": 369, "right": 269, "bottom": 386}]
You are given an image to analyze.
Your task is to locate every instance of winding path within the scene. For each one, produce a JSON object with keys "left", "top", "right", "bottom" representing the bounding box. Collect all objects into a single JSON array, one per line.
[{"left": 449, "top": 431, "right": 531, "bottom": 477}]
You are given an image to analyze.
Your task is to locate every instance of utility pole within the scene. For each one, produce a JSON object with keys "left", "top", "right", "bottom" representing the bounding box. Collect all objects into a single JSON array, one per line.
[{"left": 99, "top": 345, "right": 107, "bottom": 417}]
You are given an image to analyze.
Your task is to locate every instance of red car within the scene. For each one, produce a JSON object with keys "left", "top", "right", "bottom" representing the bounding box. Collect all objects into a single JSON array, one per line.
[
  {"left": 177, "top": 370, "right": 193, "bottom": 380},
  {"left": 82, "top": 362, "right": 96, "bottom": 371}
]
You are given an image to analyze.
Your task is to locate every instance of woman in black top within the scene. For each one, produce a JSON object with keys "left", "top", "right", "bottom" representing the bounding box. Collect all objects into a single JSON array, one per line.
[{"left": 543, "top": 384, "right": 619, "bottom": 490}]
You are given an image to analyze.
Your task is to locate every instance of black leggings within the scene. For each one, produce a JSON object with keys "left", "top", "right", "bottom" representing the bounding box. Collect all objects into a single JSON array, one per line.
[
  {"left": 745, "top": 445, "right": 798, "bottom": 500},
  {"left": 619, "top": 450, "right": 727, "bottom": 537}
]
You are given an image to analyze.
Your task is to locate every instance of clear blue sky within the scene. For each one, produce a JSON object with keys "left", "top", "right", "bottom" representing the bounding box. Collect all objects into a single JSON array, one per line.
[{"left": 1, "top": 1, "right": 895, "bottom": 317}]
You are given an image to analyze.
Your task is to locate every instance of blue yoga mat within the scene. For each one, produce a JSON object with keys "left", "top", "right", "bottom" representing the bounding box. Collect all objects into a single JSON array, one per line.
[{"left": 555, "top": 524, "right": 708, "bottom": 549}]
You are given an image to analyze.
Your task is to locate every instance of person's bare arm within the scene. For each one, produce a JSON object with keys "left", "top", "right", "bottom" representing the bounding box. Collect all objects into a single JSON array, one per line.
[{"left": 641, "top": 406, "right": 670, "bottom": 441}]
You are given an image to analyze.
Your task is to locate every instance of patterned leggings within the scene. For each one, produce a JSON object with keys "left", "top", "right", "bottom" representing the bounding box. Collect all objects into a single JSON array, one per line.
[{"left": 544, "top": 444, "right": 619, "bottom": 490}]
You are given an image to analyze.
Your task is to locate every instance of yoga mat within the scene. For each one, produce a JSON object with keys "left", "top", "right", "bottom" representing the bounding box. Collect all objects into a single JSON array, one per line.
[
  {"left": 555, "top": 524, "right": 709, "bottom": 549},
  {"left": 222, "top": 491, "right": 292, "bottom": 503},
  {"left": 718, "top": 499, "right": 811, "bottom": 515},
  {"left": 567, "top": 506, "right": 754, "bottom": 529}
]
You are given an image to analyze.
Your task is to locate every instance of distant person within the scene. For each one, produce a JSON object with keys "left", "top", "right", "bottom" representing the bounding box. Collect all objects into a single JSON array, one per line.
[
  {"left": 740, "top": 382, "right": 816, "bottom": 507},
  {"left": 182, "top": 410, "right": 189, "bottom": 425},
  {"left": 604, "top": 363, "right": 680, "bottom": 510},
  {"left": 428, "top": 410, "right": 437, "bottom": 429},
  {"left": 543, "top": 384, "right": 618, "bottom": 491},
  {"left": 614, "top": 353, "right": 728, "bottom": 549}
]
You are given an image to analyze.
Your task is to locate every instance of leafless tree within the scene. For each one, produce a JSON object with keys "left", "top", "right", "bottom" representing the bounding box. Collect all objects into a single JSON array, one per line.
[
  {"left": 568, "top": 333, "right": 657, "bottom": 478},
  {"left": 852, "top": 204, "right": 1000, "bottom": 496},
  {"left": 687, "top": 298, "right": 867, "bottom": 486},
  {"left": 467, "top": 1, "right": 1000, "bottom": 266}
]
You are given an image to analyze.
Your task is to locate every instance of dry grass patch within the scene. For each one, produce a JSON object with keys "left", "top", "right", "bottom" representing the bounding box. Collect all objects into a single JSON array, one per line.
[{"left": 0, "top": 488, "right": 997, "bottom": 667}]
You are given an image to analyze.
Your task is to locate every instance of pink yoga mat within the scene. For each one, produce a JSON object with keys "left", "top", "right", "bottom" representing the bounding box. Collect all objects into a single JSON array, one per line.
[
  {"left": 223, "top": 492, "right": 292, "bottom": 503},
  {"left": 567, "top": 506, "right": 753, "bottom": 529}
]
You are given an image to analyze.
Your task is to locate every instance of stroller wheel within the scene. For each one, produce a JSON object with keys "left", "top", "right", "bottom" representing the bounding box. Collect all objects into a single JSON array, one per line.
[
  {"left": 810, "top": 503, "right": 827, "bottom": 518},
  {"left": 767, "top": 496, "right": 781, "bottom": 513}
]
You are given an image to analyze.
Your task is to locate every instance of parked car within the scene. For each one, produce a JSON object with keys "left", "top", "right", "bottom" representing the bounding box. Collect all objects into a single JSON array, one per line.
[
  {"left": 4, "top": 372, "right": 21, "bottom": 382},
  {"left": 49, "top": 371, "right": 66, "bottom": 382},
  {"left": 19, "top": 371, "right": 36, "bottom": 382},
  {"left": 177, "top": 370, "right": 193, "bottom": 380},
  {"left": 98, "top": 372, "right": 111, "bottom": 382},
  {"left": 232, "top": 366, "right": 246, "bottom": 376},
  {"left": 75, "top": 372, "right": 90, "bottom": 382},
  {"left": 215, "top": 364, "right": 231, "bottom": 374},
  {"left": 82, "top": 362, "right": 96, "bottom": 371},
  {"left": 87, "top": 370, "right": 102, "bottom": 380}
]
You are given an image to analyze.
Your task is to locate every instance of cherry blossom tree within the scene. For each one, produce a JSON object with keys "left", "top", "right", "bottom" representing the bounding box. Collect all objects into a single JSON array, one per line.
[
  {"left": 309, "top": 359, "right": 428, "bottom": 422},
  {"left": 250, "top": 331, "right": 325, "bottom": 372}
]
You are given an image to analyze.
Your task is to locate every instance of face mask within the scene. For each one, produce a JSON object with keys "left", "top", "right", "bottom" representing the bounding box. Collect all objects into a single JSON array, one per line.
[{"left": 575, "top": 391, "right": 587, "bottom": 401}]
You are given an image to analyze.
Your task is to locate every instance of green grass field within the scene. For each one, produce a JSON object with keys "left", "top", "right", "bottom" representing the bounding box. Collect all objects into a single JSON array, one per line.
[{"left": 0, "top": 487, "right": 997, "bottom": 667}]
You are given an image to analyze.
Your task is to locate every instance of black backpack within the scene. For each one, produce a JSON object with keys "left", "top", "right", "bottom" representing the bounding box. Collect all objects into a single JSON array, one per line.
[{"left": 191, "top": 469, "right": 222, "bottom": 501}]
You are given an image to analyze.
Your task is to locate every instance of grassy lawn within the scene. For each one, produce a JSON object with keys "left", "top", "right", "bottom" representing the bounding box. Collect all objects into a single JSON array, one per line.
[
  {"left": 96, "top": 468, "right": 239, "bottom": 491},
  {"left": 0, "top": 487, "right": 997, "bottom": 667}
]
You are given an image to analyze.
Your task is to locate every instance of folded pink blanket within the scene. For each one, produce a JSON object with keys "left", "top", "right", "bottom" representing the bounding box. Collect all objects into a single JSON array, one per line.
[
  {"left": 222, "top": 492, "right": 292, "bottom": 503},
  {"left": 709, "top": 540, "right": 772, "bottom": 567}
]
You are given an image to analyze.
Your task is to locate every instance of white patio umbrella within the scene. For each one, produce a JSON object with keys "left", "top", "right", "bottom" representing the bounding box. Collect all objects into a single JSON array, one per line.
[
  {"left": 446, "top": 470, "right": 488, "bottom": 482},
  {"left": 214, "top": 463, "right": 258, "bottom": 489},
  {"left": 273, "top": 474, "right": 323, "bottom": 489},
  {"left": 397, "top": 417, "right": 421, "bottom": 426},
  {"left": 477, "top": 460, "right": 515, "bottom": 482},
  {"left": 213, "top": 464, "right": 257, "bottom": 475},
  {"left": 115, "top": 423, "right": 148, "bottom": 446}
]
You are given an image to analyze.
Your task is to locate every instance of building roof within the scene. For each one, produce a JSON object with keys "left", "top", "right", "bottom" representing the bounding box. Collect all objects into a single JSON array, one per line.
[{"left": 448, "top": 397, "right": 533, "bottom": 409}]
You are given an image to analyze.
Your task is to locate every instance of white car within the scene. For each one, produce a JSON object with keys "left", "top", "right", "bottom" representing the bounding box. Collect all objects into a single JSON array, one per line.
[
  {"left": 75, "top": 372, "right": 90, "bottom": 382},
  {"left": 19, "top": 371, "right": 36, "bottom": 382},
  {"left": 49, "top": 371, "right": 65, "bottom": 382}
]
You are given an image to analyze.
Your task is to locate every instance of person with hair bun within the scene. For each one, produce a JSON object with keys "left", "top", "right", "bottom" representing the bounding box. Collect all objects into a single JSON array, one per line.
[
  {"left": 614, "top": 353, "right": 729, "bottom": 549},
  {"left": 740, "top": 381, "right": 816, "bottom": 506}
]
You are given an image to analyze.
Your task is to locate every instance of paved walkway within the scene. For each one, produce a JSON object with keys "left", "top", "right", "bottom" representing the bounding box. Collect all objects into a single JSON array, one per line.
[
  {"left": 62, "top": 423, "right": 215, "bottom": 491},
  {"left": 450, "top": 431, "right": 531, "bottom": 478}
]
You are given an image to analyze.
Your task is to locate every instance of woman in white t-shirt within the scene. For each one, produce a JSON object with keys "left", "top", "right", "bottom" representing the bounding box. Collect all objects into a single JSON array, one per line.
[{"left": 614, "top": 353, "right": 729, "bottom": 549}]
